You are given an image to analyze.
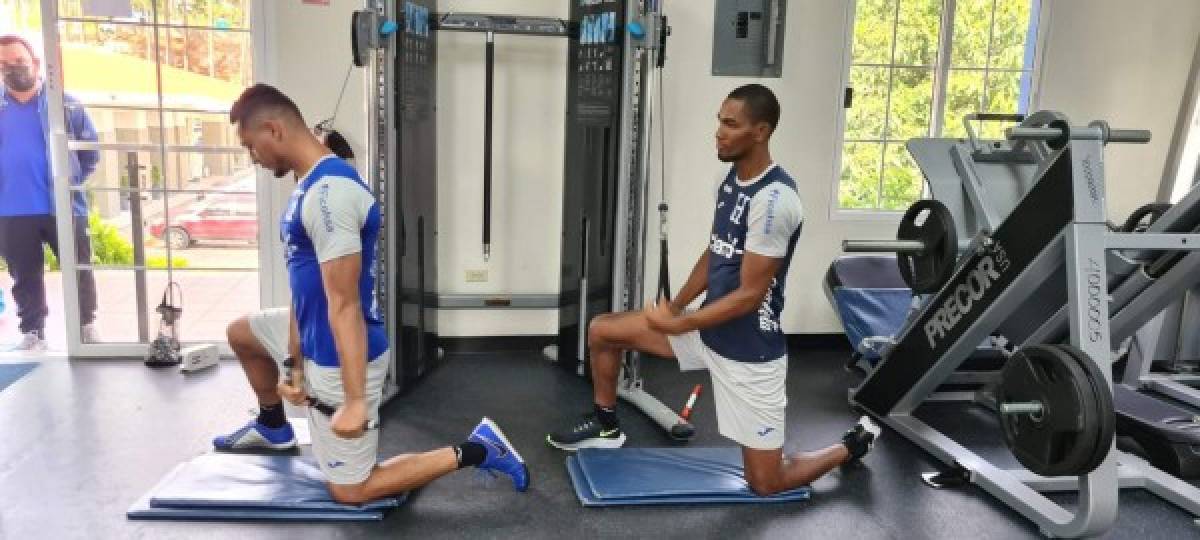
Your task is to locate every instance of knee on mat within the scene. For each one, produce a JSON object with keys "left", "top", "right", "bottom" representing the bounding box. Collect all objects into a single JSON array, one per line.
[
  {"left": 745, "top": 471, "right": 780, "bottom": 497},
  {"left": 327, "top": 483, "right": 370, "bottom": 505}
]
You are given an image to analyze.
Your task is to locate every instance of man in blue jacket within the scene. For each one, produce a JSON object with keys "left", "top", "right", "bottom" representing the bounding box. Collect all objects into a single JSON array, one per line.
[{"left": 0, "top": 35, "right": 100, "bottom": 351}]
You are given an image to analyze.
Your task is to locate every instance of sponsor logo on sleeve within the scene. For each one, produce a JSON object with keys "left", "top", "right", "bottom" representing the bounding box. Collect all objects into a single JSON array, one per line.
[{"left": 318, "top": 183, "right": 334, "bottom": 233}]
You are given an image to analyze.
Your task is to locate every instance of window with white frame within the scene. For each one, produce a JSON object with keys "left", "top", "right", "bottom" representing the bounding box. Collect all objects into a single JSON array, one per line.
[
  {"left": 1, "top": 0, "right": 263, "bottom": 347},
  {"left": 838, "top": 0, "right": 1042, "bottom": 212}
]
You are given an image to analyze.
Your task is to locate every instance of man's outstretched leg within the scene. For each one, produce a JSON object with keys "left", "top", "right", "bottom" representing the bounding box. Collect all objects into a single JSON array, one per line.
[
  {"left": 326, "top": 417, "right": 530, "bottom": 505},
  {"left": 742, "top": 416, "right": 881, "bottom": 496},
  {"left": 307, "top": 355, "right": 528, "bottom": 504},
  {"left": 212, "top": 308, "right": 298, "bottom": 451},
  {"left": 546, "top": 311, "right": 675, "bottom": 450}
]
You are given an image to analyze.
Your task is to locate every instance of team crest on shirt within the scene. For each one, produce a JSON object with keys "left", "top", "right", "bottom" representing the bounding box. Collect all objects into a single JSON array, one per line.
[{"left": 729, "top": 193, "right": 752, "bottom": 225}]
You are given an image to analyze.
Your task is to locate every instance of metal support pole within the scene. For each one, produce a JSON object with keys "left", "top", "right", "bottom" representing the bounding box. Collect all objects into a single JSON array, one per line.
[
  {"left": 1157, "top": 30, "right": 1200, "bottom": 203},
  {"left": 578, "top": 218, "right": 590, "bottom": 376},
  {"left": 610, "top": 2, "right": 692, "bottom": 440},
  {"left": 126, "top": 152, "right": 149, "bottom": 342},
  {"left": 483, "top": 32, "right": 495, "bottom": 261}
]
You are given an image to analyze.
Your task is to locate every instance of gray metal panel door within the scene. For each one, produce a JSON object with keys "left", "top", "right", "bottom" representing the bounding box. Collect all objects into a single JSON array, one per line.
[{"left": 712, "top": 0, "right": 786, "bottom": 77}]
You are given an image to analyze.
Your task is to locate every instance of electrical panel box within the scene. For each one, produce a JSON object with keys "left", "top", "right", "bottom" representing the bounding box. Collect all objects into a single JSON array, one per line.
[{"left": 712, "top": 0, "right": 787, "bottom": 78}]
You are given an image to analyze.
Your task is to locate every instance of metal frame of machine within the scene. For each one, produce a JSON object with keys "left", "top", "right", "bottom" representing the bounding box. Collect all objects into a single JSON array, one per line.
[
  {"left": 848, "top": 114, "right": 1200, "bottom": 537},
  {"left": 358, "top": 0, "right": 689, "bottom": 439},
  {"left": 839, "top": 114, "right": 1049, "bottom": 400}
]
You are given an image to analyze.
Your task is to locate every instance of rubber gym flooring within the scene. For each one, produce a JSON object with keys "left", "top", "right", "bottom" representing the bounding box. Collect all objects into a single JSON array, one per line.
[{"left": 0, "top": 345, "right": 1197, "bottom": 539}]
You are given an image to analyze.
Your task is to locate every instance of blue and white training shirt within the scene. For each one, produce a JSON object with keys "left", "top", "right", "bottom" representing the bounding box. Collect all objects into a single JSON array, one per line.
[
  {"left": 700, "top": 163, "right": 804, "bottom": 363},
  {"left": 281, "top": 155, "right": 388, "bottom": 368}
]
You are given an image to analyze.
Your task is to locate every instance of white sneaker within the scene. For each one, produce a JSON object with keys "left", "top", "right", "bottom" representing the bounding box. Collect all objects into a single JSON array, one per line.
[
  {"left": 81, "top": 323, "right": 101, "bottom": 344},
  {"left": 14, "top": 332, "right": 47, "bottom": 352}
]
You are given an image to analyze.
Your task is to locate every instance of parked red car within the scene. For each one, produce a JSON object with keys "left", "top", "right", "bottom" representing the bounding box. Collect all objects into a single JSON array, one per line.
[{"left": 147, "top": 195, "right": 258, "bottom": 249}]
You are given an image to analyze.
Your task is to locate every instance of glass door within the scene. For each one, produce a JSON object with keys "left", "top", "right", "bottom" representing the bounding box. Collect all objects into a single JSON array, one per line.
[{"left": 34, "top": 0, "right": 265, "bottom": 357}]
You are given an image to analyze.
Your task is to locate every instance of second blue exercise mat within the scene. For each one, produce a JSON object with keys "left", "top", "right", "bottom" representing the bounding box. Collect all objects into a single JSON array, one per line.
[
  {"left": 567, "top": 447, "right": 811, "bottom": 506},
  {"left": 148, "top": 453, "right": 404, "bottom": 511}
]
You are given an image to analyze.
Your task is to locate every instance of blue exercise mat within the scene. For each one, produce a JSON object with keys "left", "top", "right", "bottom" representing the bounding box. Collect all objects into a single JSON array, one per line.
[
  {"left": 127, "top": 489, "right": 385, "bottom": 522},
  {"left": 567, "top": 447, "right": 811, "bottom": 506},
  {"left": 0, "top": 362, "right": 37, "bottom": 394},
  {"left": 130, "top": 453, "right": 403, "bottom": 520}
]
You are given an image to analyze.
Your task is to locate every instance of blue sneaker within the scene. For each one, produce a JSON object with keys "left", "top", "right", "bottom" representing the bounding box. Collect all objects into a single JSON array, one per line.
[
  {"left": 213, "top": 420, "right": 297, "bottom": 451},
  {"left": 468, "top": 417, "right": 530, "bottom": 492}
]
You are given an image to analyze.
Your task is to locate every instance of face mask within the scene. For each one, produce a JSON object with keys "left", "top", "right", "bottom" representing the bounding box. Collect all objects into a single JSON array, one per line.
[{"left": 2, "top": 66, "right": 36, "bottom": 93}]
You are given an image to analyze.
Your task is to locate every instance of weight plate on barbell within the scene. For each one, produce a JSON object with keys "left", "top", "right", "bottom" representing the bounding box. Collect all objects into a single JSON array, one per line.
[
  {"left": 998, "top": 344, "right": 1103, "bottom": 477},
  {"left": 896, "top": 199, "right": 958, "bottom": 295},
  {"left": 1060, "top": 344, "right": 1116, "bottom": 475}
]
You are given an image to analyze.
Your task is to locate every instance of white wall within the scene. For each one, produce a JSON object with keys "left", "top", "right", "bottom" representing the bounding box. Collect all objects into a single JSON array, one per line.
[
  {"left": 263, "top": 0, "right": 1200, "bottom": 336},
  {"left": 263, "top": 0, "right": 367, "bottom": 307},
  {"left": 261, "top": 0, "right": 566, "bottom": 334},
  {"left": 1036, "top": 0, "right": 1200, "bottom": 221},
  {"left": 435, "top": 0, "right": 568, "bottom": 336}
]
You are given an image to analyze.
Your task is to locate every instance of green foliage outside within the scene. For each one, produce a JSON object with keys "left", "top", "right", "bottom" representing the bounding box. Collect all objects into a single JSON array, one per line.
[
  {"left": 2, "top": 212, "right": 187, "bottom": 271},
  {"left": 146, "top": 254, "right": 189, "bottom": 269},
  {"left": 84, "top": 211, "right": 134, "bottom": 267},
  {"left": 3, "top": 1, "right": 251, "bottom": 85},
  {"left": 840, "top": 0, "right": 1035, "bottom": 210}
]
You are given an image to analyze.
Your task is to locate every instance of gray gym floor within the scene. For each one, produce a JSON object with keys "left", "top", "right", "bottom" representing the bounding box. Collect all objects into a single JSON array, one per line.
[{"left": 0, "top": 345, "right": 1197, "bottom": 539}]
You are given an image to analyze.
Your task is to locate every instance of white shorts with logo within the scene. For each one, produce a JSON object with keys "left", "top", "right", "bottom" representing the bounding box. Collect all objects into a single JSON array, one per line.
[
  {"left": 667, "top": 329, "right": 787, "bottom": 450},
  {"left": 246, "top": 307, "right": 389, "bottom": 485}
]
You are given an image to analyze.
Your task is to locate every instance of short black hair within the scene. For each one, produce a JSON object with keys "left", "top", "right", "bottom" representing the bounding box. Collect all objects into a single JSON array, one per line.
[
  {"left": 0, "top": 34, "right": 38, "bottom": 60},
  {"left": 229, "top": 83, "right": 305, "bottom": 128},
  {"left": 726, "top": 84, "right": 780, "bottom": 133}
]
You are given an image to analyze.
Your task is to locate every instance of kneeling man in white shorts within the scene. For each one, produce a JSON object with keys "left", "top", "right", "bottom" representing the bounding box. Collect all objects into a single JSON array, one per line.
[
  {"left": 546, "top": 84, "right": 879, "bottom": 496},
  {"left": 214, "top": 84, "right": 528, "bottom": 505}
]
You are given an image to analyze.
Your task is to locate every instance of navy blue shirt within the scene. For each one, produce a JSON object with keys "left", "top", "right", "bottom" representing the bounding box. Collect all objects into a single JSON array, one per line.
[{"left": 700, "top": 164, "right": 804, "bottom": 362}]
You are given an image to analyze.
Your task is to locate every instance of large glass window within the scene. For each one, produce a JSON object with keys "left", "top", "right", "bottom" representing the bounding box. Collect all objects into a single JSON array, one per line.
[
  {"left": 838, "top": 0, "right": 1041, "bottom": 212},
  {"left": 1, "top": 0, "right": 259, "bottom": 347}
]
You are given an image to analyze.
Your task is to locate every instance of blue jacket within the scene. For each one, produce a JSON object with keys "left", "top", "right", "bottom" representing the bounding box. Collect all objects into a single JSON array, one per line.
[{"left": 0, "top": 86, "right": 99, "bottom": 216}]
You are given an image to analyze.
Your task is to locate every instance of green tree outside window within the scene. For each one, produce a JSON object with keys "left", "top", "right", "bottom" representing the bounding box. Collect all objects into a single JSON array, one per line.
[{"left": 840, "top": 0, "right": 1039, "bottom": 211}]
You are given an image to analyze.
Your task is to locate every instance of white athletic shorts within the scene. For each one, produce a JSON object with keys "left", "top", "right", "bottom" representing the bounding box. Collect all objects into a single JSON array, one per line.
[
  {"left": 246, "top": 307, "right": 389, "bottom": 485},
  {"left": 667, "top": 329, "right": 787, "bottom": 450}
]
